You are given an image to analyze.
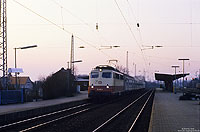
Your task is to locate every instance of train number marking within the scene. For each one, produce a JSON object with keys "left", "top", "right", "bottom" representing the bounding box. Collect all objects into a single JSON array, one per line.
[
  {"left": 97, "top": 88, "right": 103, "bottom": 91},
  {"left": 98, "top": 81, "right": 102, "bottom": 84}
]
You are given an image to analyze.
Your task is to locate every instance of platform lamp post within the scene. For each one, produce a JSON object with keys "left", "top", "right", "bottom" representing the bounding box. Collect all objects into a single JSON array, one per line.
[
  {"left": 178, "top": 58, "right": 189, "bottom": 90},
  {"left": 67, "top": 46, "right": 85, "bottom": 69},
  {"left": 172, "top": 65, "right": 179, "bottom": 94},
  {"left": 68, "top": 60, "right": 82, "bottom": 93},
  {"left": 68, "top": 60, "right": 83, "bottom": 75},
  {"left": 14, "top": 45, "right": 37, "bottom": 88}
]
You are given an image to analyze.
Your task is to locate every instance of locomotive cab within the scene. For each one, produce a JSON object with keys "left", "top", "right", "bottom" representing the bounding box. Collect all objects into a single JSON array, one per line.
[
  {"left": 88, "top": 65, "right": 145, "bottom": 98},
  {"left": 88, "top": 65, "right": 124, "bottom": 97}
]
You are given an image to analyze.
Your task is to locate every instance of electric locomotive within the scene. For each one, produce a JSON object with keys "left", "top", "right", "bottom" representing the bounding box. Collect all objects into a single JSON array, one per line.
[{"left": 88, "top": 65, "right": 145, "bottom": 98}]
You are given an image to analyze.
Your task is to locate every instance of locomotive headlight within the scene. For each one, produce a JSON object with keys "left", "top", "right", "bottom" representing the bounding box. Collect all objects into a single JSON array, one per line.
[
  {"left": 91, "top": 84, "right": 94, "bottom": 88},
  {"left": 106, "top": 84, "right": 109, "bottom": 89}
]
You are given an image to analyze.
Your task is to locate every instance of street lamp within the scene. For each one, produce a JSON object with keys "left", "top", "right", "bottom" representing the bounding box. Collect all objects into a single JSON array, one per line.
[
  {"left": 172, "top": 65, "right": 179, "bottom": 94},
  {"left": 72, "top": 60, "right": 82, "bottom": 63},
  {"left": 178, "top": 58, "right": 189, "bottom": 89},
  {"left": 14, "top": 45, "right": 37, "bottom": 88},
  {"left": 67, "top": 60, "right": 83, "bottom": 74},
  {"left": 72, "top": 60, "right": 82, "bottom": 75},
  {"left": 14, "top": 45, "right": 37, "bottom": 68}
]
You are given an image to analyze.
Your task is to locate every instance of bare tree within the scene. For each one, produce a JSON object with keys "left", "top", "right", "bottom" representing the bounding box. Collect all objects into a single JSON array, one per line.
[{"left": 116, "top": 65, "right": 126, "bottom": 74}]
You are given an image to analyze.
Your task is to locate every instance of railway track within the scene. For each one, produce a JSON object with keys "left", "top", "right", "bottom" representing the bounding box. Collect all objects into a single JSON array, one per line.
[
  {"left": 0, "top": 90, "right": 140, "bottom": 132},
  {"left": 91, "top": 89, "right": 154, "bottom": 132},
  {"left": 36, "top": 89, "right": 153, "bottom": 132},
  {"left": 0, "top": 89, "right": 153, "bottom": 132},
  {"left": 0, "top": 102, "right": 93, "bottom": 132}
]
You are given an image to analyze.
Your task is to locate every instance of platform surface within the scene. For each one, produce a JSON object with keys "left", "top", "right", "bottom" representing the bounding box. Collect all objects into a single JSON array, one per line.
[
  {"left": 149, "top": 89, "right": 200, "bottom": 132},
  {"left": 0, "top": 91, "right": 88, "bottom": 115}
]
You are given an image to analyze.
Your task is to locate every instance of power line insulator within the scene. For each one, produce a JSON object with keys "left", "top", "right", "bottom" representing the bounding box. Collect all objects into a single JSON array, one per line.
[
  {"left": 137, "top": 23, "right": 140, "bottom": 27},
  {"left": 96, "top": 23, "right": 98, "bottom": 30}
]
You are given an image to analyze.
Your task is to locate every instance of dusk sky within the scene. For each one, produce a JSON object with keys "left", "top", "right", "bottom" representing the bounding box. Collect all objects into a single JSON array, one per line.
[{"left": 6, "top": 0, "right": 200, "bottom": 81}]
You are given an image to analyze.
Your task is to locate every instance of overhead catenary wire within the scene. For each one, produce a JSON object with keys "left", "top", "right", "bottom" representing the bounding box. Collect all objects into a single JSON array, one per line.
[
  {"left": 51, "top": 0, "right": 111, "bottom": 49},
  {"left": 12, "top": 0, "right": 96, "bottom": 50},
  {"left": 60, "top": 6, "right": 64, "bottom": 30},
  {"left": 126, "top": 0, "right": 139, "bottom": 23},
  {"left": 190, "top": 0, "right": 193, "bottom": 47},
  {"left": 13, "top": 0, "right": 156, "bottom": 78},
  {"left": 125, "top": 0, "right": 175, "bottom": 77},
  {"left": 126, "top": 0, "right": 144, "bottom": 53},
  {"left": 96, "top": 0, "right": 99, "bottom": 30},
  {"left": 114, "top": 0, "right": 141, "bottom": 50},
  {"left": 51, "top": 0, "right": 91, "bottom": 28},
  {"left": 12, "top": 0, "right": 71, "bottom": 33},
  {"left": 114, "top": 0, "right": 148, "bottom": 70},
  {"left": 12, "top": 0, "right": 114, "bottom": 60}
]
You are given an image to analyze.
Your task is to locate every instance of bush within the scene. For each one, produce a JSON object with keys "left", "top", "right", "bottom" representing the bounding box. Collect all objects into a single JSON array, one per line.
[{"left": 42, "top": 68, "right": 76, "bottom": 100}]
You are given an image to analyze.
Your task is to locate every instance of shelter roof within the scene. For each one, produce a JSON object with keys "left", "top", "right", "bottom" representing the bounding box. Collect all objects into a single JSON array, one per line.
[{"left": 155, "top": 73, "right": 189, "bottom": 81}]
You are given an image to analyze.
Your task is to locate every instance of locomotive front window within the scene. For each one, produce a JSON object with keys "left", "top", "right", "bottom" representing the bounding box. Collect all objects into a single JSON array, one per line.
[
  {"left": 91, "top": 72, "right": 99, "bottom": 78},
  {"left": 102, "top": 72, "right": 112, "bottom": 78}
]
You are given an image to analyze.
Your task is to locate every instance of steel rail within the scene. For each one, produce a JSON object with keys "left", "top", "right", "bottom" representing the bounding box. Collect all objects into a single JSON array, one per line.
[
  {"left": 5, "top": 90, "right": 148, "bottom": 132},
  {"left": 92, "top": 90, "right": 152, "bottom": 132},
  {"left": 128, "top": 90, "right": 154, "bottom": 132},
  {"left": 0, "top": 103, "right": 91, "bottom": 130},
  {"left": 19, "top": 108, "right": 90, "bottom": 132},
  {"left": 19, "top": 96, "right": 129, "bottom": 132},
  {"left": 18, "top": 96, "right": 125, "bottom": 132}
]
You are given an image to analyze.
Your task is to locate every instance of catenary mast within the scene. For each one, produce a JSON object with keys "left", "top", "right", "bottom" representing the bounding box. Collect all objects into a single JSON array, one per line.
[
  {"left": 0, "top": 0, "right": 8, "bottom": 89},
  {"left": 70, "top": 35, "right": 74, "bottom": 74}
]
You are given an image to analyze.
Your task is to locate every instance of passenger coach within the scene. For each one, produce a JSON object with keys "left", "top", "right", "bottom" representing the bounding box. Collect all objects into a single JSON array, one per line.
[{"left": 88, "top": 65, "right": 145, "bottom": 98}]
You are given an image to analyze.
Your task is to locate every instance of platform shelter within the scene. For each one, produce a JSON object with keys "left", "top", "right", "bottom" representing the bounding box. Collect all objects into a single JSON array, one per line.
[{"left": 155, "top": 73, "right": 189, "bottom": 92}]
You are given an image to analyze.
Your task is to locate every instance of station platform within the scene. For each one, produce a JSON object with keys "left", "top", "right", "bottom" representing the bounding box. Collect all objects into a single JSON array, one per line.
[
  {"left": 149, "top": 89, "right": 200, "bottom": 132},
  {"left": 0, "top": 91, "right": 88, "bottom": 116}
]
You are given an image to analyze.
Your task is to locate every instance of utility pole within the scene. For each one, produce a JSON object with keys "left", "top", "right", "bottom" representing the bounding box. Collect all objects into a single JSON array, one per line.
[
  {"left": 199, "top": 69, "right": 200, "bottom": 82},
  {"left": 126, "top": 51, "right": 129, "bottom": 74},
  {"left": 133, "top": 63, "right": 136, "bottom": 77},
  {"left": 70, "top": 34, "right": 74, "bottom": 74},
  {"left": 143, "top": 69, "right": 146, "bottom": 81},
  {"left": 0, "top": 0, "right": 8, "bottom": 89}
]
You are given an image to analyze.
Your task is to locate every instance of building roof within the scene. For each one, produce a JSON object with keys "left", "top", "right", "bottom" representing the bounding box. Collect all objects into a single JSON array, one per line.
[
  {"left": 10, "top": 76, "right": 32, "bottom": 85},
  {"left": 155, "top": 73, "right": 189, "bottom": 81}
]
